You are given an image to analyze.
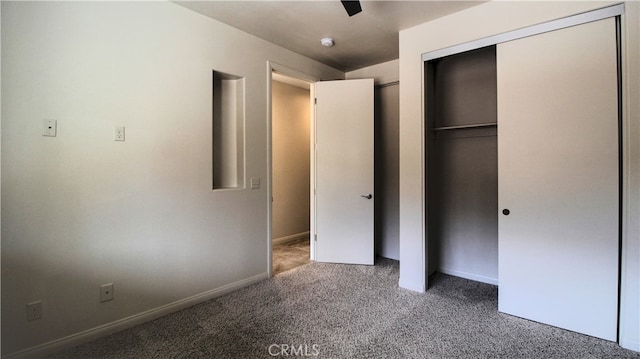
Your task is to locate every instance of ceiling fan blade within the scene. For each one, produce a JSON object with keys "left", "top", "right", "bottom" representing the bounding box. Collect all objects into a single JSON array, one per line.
[{"left": 341, "top": 0, "right": 362, "bottom": 17}]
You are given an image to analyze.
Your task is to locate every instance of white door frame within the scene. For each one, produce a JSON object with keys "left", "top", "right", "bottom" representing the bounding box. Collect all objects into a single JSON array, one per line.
[{"left": 267, "top": 62, "right": 319, "bottom": 277}]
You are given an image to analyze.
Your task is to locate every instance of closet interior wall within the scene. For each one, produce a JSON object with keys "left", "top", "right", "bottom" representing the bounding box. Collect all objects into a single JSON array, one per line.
[
  {"left": 426, "top": 46, "right": 499, "bottom": 285},
  {"left": 374, "top": 82, "right": 400, "bottom": 260}
]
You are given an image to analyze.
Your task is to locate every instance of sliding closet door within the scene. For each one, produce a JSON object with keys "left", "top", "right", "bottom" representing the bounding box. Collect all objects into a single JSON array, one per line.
[{"left": 498, "top": 18, "right": 619, "bottom": 341}]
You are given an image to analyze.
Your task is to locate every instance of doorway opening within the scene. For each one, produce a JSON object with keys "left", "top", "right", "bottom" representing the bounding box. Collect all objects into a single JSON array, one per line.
[{"left": 270, "top": 71, "right": 313, "bottom": 275}]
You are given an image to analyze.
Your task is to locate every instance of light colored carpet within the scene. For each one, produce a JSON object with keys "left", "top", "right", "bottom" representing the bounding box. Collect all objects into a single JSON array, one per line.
[
  {"left": 50, "top": 258, "right": 640, "bottom": 358},
  {"left": 272, "top": 238, "right": 310, "bottom": 275}
]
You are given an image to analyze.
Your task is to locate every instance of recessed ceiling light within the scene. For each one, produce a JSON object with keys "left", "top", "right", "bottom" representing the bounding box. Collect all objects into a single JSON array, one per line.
[{"left": 321, "top": 38, "right": 335, "bottom": 47}]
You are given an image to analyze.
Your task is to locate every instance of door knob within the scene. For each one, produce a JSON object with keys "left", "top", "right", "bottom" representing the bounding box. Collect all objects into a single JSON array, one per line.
[{"left": 361, "top": 194, "right": 373, "bottom": 199}]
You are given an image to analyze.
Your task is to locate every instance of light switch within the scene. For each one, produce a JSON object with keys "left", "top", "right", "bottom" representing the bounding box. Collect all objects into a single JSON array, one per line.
[
  {"left": 43, "top": 119, "right": 57, "bottom": 137},
  {"left": 250, "top": 177, "right": 261, "bottom": 189}
]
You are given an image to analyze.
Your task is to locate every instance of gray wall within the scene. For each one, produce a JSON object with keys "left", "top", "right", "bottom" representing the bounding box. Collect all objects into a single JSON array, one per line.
[
  {"left": 374, "top": 84, "right": 400, "bottom": 260},
  {"left": 1, "top": 2, "right": 343, "bottom": 355}
]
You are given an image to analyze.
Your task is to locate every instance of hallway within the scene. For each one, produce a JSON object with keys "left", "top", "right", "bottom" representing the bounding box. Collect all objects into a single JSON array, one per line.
[{"left": 273, "top": 238, "right": 310, "bottom": 275}]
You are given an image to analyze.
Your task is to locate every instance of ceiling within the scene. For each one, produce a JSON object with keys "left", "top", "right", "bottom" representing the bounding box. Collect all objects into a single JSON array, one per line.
[{"left": 173, "top": 1, "right": 485, "bottom": 72}]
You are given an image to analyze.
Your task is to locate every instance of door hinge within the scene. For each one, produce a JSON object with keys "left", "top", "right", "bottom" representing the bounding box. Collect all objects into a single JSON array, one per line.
[
  {"left": 314, "top": 234, "right": 317, "bottom": 242},
  {"left": 314, "top": 98, "right": 317, "bottom": 105}
]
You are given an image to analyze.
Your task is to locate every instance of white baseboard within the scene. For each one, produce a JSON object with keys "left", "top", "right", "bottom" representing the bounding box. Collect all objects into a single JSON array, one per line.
[
  {"left": 439, "top": 267, "right": 498, "bottom": 286},
  {"left": 273, "top": 231, "right": 310, "bottom": 245},
  {"left": 5, "top": 273, "right": 269, "bottom": 359}
]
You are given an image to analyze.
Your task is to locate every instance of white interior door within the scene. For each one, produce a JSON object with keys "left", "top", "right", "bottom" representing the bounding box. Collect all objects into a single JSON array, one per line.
[
  {"left": 497, "top": 18, "right": 619, "bottom": 340},
  {"left": 315, "top": 79, "right": 374, "bottom": 265}
]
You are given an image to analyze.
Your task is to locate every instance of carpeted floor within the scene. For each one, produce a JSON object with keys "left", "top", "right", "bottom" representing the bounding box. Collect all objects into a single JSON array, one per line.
[
  {"left": 49, "top": 258, "right": 640, "bottom": 359},
  {"left": 272, "top": 237, "right": 310, "bottom": 275}
]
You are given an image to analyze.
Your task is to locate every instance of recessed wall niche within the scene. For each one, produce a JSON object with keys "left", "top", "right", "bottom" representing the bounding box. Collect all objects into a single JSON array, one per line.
[{"left": 212, "top": 70, "right": 245, "bottom": 190}]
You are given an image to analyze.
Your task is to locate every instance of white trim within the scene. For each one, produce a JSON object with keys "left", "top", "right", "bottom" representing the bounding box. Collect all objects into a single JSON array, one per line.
[
  {"left": 439, "top": 267, "right": 498, "bottom": 286},
  {"left": 422, "top": 3, "right": 625, "bottom": 62},
  {"left": 267, "top": 62, "right": 274, "bottom": 278},
  {"left": 399, "top": 277, "right": 425, "bottom": 293},
  {"left": 310, "top": 83, "right": 317, "bottom": 263},
  {"left": 273, "top": 231, "right": 310, "bottom": 245},
  {"left": 4, "top": 273, "right": 268, "bottom": 359}
]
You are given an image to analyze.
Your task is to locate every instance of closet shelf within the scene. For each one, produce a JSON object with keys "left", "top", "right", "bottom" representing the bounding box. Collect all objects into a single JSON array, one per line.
[{"left": 432, "top": 122, "right": 497, "bottom": 132}]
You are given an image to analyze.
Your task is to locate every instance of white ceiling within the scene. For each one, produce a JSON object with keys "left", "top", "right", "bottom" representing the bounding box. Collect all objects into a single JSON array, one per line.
[{"left": 173, "top": 1, "right": 485, "bottom": 72}]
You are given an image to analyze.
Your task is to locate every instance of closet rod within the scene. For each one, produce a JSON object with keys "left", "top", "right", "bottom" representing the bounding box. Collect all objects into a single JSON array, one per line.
[{"left": 432, "top": 122, "right": 497, "bottom": 132}]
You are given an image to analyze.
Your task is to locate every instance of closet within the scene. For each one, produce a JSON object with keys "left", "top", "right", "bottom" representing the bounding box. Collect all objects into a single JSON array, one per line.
[
  {"left": 426, "top": 46, "right": 498, "bottom": 285},
  {"left": 424, "top": 11, "right": 620, "bottom": 342}
]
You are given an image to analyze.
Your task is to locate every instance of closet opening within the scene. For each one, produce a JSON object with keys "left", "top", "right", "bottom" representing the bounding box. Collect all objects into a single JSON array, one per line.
[{"left": 425, "top": 45, "right": 499, "bottom": 286}]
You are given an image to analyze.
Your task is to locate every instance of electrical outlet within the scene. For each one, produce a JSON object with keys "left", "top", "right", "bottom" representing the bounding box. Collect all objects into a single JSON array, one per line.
[
  {"left": 114, "top": 126, "right": 125, "bottom": 141},
  {"left": 100, "top": 283, "right": 114, "bottom": 302},
  {"left": 27, "top": 301, "right": 42, "bottom": 321},
  {"left": 43, "top": 119, "right": 57, "bottom": 137}
]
